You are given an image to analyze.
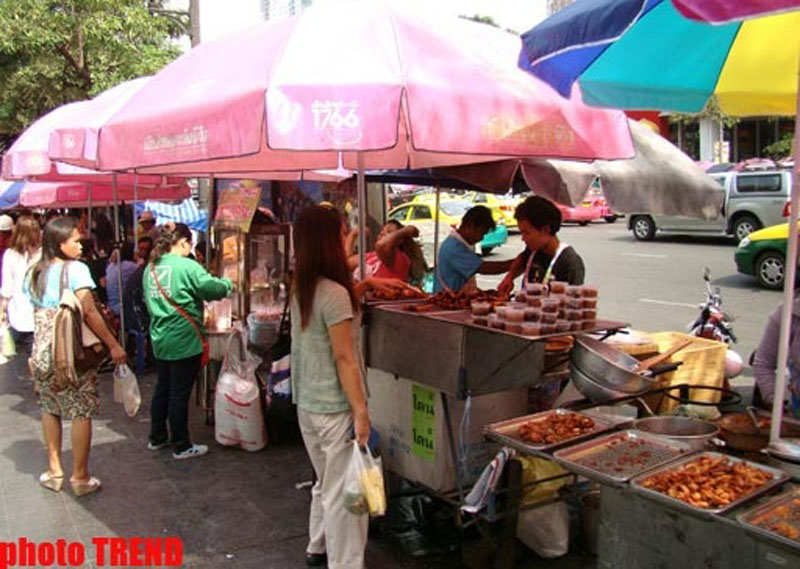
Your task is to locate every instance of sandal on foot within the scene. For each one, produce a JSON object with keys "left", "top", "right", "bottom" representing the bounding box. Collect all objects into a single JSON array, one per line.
[
  {"left": 39, "top": 472, "right": 64, "bottom": 492},
  {"left": 71, "top": 477, "right": 101, "bottom": 497}
]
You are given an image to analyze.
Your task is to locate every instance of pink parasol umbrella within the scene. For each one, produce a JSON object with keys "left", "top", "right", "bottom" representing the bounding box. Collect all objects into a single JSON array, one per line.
[
  {"left": 51, "top": 0, "right": 633, "bottom": 176},
  {"left": 2, "top": 77, "right": 182, "bottom": 188},
  {"left": 16, "top": 179, "right": 190, "bottom": 208}
]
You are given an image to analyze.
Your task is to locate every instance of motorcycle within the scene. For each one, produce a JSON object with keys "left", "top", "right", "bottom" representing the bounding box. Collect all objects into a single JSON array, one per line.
[{"left": 688, "top": 267, "right": 743, "bottom": 379}]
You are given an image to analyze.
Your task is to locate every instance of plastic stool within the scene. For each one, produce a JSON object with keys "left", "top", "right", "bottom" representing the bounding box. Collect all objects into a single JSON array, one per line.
[{"left": 127, "top": 329, "right": 147, "bottom": 376}]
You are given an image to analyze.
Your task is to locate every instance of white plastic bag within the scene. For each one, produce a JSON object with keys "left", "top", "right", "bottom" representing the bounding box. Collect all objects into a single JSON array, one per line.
[
  {"left": 214, "top": 327, "right": 266, "bottom": 451},
  {"left": 516, "top": 501, "right": 569, "bottom": 558},
  {"left": 1, "top": 326, "right": 16, "bottom": 359},
  {"left": 344, "top": 441, "right": 386, "bottom": 517},
  {"left": 114, "top": 364, "right": 141, "bottom": 417}
]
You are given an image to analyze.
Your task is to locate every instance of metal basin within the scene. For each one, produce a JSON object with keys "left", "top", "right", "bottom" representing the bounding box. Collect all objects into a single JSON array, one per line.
[
  {"left": 570, "top": 361, "right": 647, "bottom": 403},
  {"left": 571, "top": 334, "right": 657, "bottom": 393},
  {"left": 632, "top": 416, "right": 719, "bottom": 452}
]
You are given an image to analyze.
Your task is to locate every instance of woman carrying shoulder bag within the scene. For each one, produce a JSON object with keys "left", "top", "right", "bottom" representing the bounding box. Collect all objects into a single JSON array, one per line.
[
  {"left": 143, "top": 223, "right": 233, "bottom": 460},
  {"left": 25, "top": 217, "right": 126, "bottom": 496}
]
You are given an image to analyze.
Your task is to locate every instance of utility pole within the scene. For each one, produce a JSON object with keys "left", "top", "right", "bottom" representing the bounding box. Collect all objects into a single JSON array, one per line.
[{"left": 189, "top": 0, "right": 201, "bottom": 47}]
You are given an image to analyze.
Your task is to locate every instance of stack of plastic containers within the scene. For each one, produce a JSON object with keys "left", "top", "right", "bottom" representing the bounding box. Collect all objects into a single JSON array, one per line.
[{"left": 469, "top": 281, "right": 599, "bottom": 337}]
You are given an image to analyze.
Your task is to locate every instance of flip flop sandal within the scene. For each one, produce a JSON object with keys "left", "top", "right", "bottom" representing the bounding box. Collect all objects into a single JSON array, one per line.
[
  {"left": 71, "top": 476, "right": 101, "bottom": 497},
  {"left": 39, "top": 472, "right": 65, "bottom": 492}
]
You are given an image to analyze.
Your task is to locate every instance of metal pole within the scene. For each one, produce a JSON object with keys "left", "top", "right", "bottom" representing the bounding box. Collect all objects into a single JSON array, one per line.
[
  {"left": 112, "top": 174, "right": 125, "bottom": 341},
  {"left": 769, "top": 55, "right": 800, "bottom": 443},
  {"left": 207, "top": 176, "right": 214, "bottom": 270},
  {"left": 133, "top": 175, "right": 138, "bottom": 244},
  {"left": 87, "top": 186, "right": 93, "bottom": 241},
  {"left": 434, "top": 184, "right": 441, "bottom": 268},
  {"left": 357, "top": 153, "right": 367, "bottom": 292}
]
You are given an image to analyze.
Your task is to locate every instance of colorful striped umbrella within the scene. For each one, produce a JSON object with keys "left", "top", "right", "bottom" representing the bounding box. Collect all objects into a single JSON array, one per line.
[{"left": 519, "top": 0, "right": 800, "bottom": 116}]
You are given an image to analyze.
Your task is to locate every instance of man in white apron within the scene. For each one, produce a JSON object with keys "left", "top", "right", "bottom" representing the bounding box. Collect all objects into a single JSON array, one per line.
[
  {"left": 434, "top": 206, "right": 514, "bottom": 294},
  {"left": 498, "top": 196, "right": 585, "bottom": 295}
]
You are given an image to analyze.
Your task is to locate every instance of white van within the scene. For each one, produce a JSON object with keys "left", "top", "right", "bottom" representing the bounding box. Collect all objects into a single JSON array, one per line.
[{"left": 628, "top": 169, "right": 792, "bottom": 242}]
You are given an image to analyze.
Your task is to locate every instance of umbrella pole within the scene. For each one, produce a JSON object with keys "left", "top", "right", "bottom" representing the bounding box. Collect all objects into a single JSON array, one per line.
[
  {"left": 769, "top": 57, "right": 800, "bottom": 443},
  {"left": 357, "top": 153, "right": 367, "bottom": 294},
  {"left": 112, "top": 174, "right": 125, "bottom": 342},
  {"left": 434, "top": 184, "right": 441, "bottom": 268},
  {"left": 133, "top": 176, "right": 138, "bottom": 244},
  {"left": 87, "top": 187, "right": 93, "bottom": 241}
]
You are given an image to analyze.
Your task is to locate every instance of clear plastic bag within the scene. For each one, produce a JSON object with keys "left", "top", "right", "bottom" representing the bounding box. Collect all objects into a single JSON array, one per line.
[
  {"left": 1, "top": 326, "right": 16, "bottom": 359},
  {"left": 114, "top": 364, "right": 141, "bottom": 417},
  {"left": 344, "top": 441, "right": 386, "bottom": 517}
]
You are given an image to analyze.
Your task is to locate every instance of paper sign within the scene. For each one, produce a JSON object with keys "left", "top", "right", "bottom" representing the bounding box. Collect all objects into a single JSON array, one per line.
[
  {"left": 215, "top": 181, "right": 262, "bottom": 232},
  {"left": 412, "top": 384, "right": 436, "bottom": 462}
]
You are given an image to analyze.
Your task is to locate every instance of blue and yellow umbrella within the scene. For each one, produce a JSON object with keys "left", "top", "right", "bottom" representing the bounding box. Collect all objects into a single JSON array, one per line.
[{"left": 519, "top": 0, "right": 800, "bottom": 116}]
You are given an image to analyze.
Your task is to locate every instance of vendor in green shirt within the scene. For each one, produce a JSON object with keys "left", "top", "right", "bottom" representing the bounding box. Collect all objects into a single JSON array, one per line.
[{"left": 143, "top": 223, "right": 233, "bottom": 460}]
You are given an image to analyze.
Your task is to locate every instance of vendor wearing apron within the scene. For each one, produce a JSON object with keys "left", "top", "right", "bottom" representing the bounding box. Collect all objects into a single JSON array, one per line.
[
  {"left": 498, "top": 195, "right": 585, "bottom": 296},
  {"left": 434, "top": 206, "right": 513, "bottom": 293}
]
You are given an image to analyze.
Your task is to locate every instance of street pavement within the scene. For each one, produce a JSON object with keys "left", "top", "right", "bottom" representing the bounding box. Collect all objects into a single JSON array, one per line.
[
  {"left": 0, "top": 351, "right": 594, "bottom": 569},
  {"left": 0, "top": 221, "right": 778, "bottom": 568}
]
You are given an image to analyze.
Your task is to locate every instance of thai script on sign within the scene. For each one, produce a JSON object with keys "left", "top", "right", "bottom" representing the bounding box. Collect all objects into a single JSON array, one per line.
[
  {"left": 311, "top": 100, "right": 360, "bottom": 131},
  {"left": 143, "top": 126, "right": 209, "bottom": 152}
]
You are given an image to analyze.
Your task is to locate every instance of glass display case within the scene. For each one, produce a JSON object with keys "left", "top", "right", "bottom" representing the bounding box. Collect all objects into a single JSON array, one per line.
[{"left": 212, "top": 219, "right": 291, "bottom": 327}]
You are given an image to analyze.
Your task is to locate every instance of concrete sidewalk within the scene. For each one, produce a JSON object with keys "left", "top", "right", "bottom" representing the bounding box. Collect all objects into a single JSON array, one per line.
[{"left": 0, "top": 353, "right": 594, "bottom": 568}]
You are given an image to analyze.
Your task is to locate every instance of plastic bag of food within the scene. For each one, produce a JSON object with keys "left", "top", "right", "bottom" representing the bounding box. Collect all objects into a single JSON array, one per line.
[
  {"left": 1, "top": 326, "right": 16, "bottom": 359},
  {"left": 115, "top": 364, "right": 141, "bottom": 417},
  {"left": 344, "top": 441, "right": 387, "bottom": 517}
]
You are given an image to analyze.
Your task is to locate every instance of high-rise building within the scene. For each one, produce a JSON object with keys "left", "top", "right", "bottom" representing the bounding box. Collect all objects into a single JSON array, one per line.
[
  {"left": 547, "top": 0, "right": 575, "bottom": 15},
  {"left": 261, "top": 0, "right": 313, "bottom": 20}
]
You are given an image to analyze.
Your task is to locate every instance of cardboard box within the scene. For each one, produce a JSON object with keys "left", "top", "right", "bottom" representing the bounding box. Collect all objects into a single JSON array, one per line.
[{"left": 367, "top": 368, "right": 528, "bottom": 493}]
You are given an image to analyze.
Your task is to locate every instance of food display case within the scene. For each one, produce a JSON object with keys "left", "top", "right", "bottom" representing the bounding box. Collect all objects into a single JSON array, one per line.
[{"left": 213, "top": 215, "right": 291, "bottom": 326}]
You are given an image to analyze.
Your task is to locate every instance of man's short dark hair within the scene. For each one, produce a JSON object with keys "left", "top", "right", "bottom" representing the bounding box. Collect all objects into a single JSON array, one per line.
[
  {"left": 515, "top": 196, "right": 562, "bottom": 235},
  {"left": 138, "top": 236, "right": 153, "bottom": 245},
  {"left": 462, "top": 205, "right": 496, "bottom": 233}
]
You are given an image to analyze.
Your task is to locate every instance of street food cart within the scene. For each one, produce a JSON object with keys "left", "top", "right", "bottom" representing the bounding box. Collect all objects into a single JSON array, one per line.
[{"left": 473, "top": 332, "right": 800, "bottom": 568}]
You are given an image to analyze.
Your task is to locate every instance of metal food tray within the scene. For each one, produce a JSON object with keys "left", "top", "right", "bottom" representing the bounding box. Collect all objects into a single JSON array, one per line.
[
  {"left": 630, "top": 452, "right": 790, "bottom": 518},
  {"left": 484, "top": 409, "right": 618, "bottom": 455},
  {"left": 552, "top": 430, "right": 691, "bottom": 485},
  {"left": 737, "top": 486, "right": 800, "bottom": 550}
]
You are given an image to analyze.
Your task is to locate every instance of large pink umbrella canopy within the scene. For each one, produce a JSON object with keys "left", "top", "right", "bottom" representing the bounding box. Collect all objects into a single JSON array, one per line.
[
  {"left": 2, "top": 77, "right": 182, "bottom": 188},
  {"left": 60, "top": 0, "right": 633, "bottom": 175},
  {"left": 17, "top": 180, "right": 190, "bottom": 208}
]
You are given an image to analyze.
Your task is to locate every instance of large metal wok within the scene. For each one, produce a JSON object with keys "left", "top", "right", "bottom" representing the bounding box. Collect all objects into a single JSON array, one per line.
[{"left": 571, "top": 335, "right": 662, "bottom": 392}]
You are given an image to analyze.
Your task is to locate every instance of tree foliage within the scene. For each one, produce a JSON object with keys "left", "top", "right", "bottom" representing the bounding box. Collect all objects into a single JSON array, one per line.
[{"left": 0, "top": 0, "right": 184, "bottom": 150}]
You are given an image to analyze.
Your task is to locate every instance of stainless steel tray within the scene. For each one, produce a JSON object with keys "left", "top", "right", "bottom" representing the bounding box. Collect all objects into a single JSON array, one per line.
[
  {"left": 631, "top": 451, "right": 790, "bottom": 517},
  {"left": 484, "top": 409, "right": 618, "bottom": 455},
  {"left": 737, "top": 486, "right": 800, "bottom": 550},
  {"left": 553, "top": 430, "right": 691, "bottom": 485}
]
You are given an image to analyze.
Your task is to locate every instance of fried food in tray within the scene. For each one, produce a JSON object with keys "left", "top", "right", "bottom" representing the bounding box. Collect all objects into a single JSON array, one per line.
[
  {"left": 639, "top": 454, "right": 775, "bottom": 510},
  {"left": 519, "top": 412, "right": 596, "bottom": 445},
  {"left": 404, "top": 289, "right": 503, "bottom": 312},
  {"left": 739, "top": 488, "right": 800, "bottom": 544}
]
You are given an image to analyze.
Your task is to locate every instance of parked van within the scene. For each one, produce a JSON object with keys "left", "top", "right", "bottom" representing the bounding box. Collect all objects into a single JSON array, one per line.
[{"left": 628, "top": 169, "right": 792, "bottom": 242}]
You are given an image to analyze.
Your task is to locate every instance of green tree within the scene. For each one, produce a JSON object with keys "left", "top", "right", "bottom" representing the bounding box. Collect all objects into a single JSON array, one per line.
[{"left": 0, "top": 0, "right": 185, "bottom": 151}]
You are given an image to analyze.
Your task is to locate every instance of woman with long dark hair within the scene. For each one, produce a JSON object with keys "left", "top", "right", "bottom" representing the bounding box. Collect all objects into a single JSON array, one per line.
[
  {"left": 292, "top": 205, "right": 372, "bottom": 569},
  {"left": 1, "top": 214, "right": 42, "bottom": 353},
  {"left": 143, "top": 223, "right": 232, "bottom": 460},
  {"left": 25, "top": 217, "right": 126, "bottom": 496}
]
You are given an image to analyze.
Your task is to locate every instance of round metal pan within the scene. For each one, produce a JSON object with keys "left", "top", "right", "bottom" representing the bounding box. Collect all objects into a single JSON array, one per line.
[
  {"left": 570, "top": 361, "right": 648, "bottom": 403},
  {"left": 571, "top": 334, "right": 658, "bottom": 393},
  {"left": 631, "top": 416, "right": 719, "bottom": 452}
]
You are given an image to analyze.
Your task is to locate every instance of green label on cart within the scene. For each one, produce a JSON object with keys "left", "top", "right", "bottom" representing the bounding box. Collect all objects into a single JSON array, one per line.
[{"left": 412, "top": 384, "right": 435, "bottom": 462}]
